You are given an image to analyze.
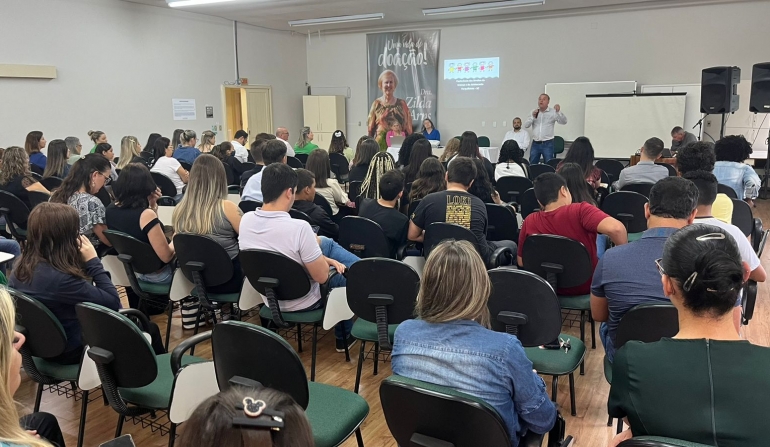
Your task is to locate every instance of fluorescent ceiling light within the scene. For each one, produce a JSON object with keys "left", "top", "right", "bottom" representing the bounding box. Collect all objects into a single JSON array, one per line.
[
  {"left": 167, "top": 0, "right": 237, "bottom": 7},
  {"left": 289, "top": 13, "right": 384, "bottom": 27},
  {"left": 423, "top": 0, "right": 544, "bottom": 16}
]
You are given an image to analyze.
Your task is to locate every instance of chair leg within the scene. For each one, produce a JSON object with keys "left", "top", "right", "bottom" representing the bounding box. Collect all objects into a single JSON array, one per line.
[
  {"left": 165, "top": 300, "right": 173, "bottom": 352},
  {"left": 115, "top": 414, "right": 124, "bottom": 438},
  {"left": 551, "top": 376, "right": 558, "bottom": 402},
  {"left": 355, "top": 428, "right": 364, "bottom": 447},
  {"left": 343, "top": 332, "right": 351, "bottom": 362},
  {"left": 568, "top": 373, "right": 576, "bottom": 417},
  {"left": 296, "top": 323, "right": 303, "bottom": 353},
  {"left": 590, "top": 314, "right": 596, "bottom": 349},
  {"left": 580, "top": 356, "right": 585, "bottom": 376},
  {"left": 616, "top": 418, "right": 623, "bottom": 434},
  {"left": 579, "top": 311, "right": 586, "bottom": 345},
  {"left": 77, "top": 390, "right": 89, "bottom": 447},
  {"left": 373, "top": 342, "right": 380, "bottom": 376},
  {"left": 310, "top": 324, "right": 318, "bottom": 382},
  {"left": 607, "top": 415, "right": 613, "bottom": 427},
  {"left": 70, "top": 381, "right": 77, "bottom": 391},
  {"left": 354, "top": 340, "right": 366, "bottom": 394},
  {"left": 34, "top": 382, "right": 44, "bottom": 412},
  {"left": 168, "top": 422, "right": 177, "bottom": 447}
]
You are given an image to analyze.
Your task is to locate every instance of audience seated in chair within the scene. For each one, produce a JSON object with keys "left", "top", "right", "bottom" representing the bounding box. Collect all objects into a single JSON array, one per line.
[
  {"left": 50, "top": 154, "right": 113, "bottom": 255},
  {"left": 360, "top": 151, "right": 397, "bottom": 201},
  {"left": 93, "top": 143, "right": 118, "bottom": 183},
  {"left": 117, "top": 135, "right": 146, "bottom": 170},
  {"left": 25, "top": 131, "right": 48, "bottom": 171},
  {"left": 449, "top": 131, "right": 495, "bottom": 182},
  {"left": 178, "top": 385, "right": 313, "bottom": 447},
  {"left": 238, "top": 163, "right": 359, "bottom": 352},
  {"left": 407, "top": 158, "right": 446, "bottom": 206},
  {"left": 409, "top": 157, "right": 517, "bottom": 267},
  {"left": 438, "top": 136, "right": 460, "bottom": 163},
  {"left": 42, "top": 139, "right": 72, "bottom": 180},
  {"left": 713, "top": 135, "right": 761, "bottom": 204},
  {"left": 557, "top": 137, "right": 602, "bottom": 191},
  {"left": 291, "top": 169, "right": 339, "bottom": 239},
  {"left": 396, "top": 133, "right": 426, "bottom": 169},
  {"left": 518, "top": 172, "right": 627, "bottom": 295},
  {"left": 149, "top": 137, "right": 188, "bottom": 202},
  {"left": 468, "top": 159, "right": 507, "bottom": 207},
  {"left": 495, "top": 140, "right": 529, "bottom": 181},
  {"left": 172, "top": 154, "right": 244, "bottom": 295},
  {"left": 172, "top": 130, "right": 201, "bottom": 166},
  {"left": 392, "top": 240, "right": 557, "bottom": 446},
  {"left": 0, "top": 288, "right": 66, "bottom": 447},
  {"left": 358, "top": 169, "right": 409, "bottom": 257},
  {"left": 614, "top": 137, "right": 668, "bottom": 190},
  {"left": 349, "top": 138, "right": 379, "bottom": 183},
  {"left": 591, "top": 177, "right": 698, "bottom": 362},
  {"left": 106, "top": 163, "right": 175, "bottom": 284},
  {"left": 676, "top": 142, "right": 733, "bottom": 224},
  {"left": 402, "top": 139, "right": 433, "bottom": 185},
  {"left": 305, "top": 149, "right": 355, "bottom": 219},
  {"left": 608, "top": 224, "right": 770, "bottom": 447},
  {"left": 0, "top": 146, "right": 51, "bottom": 213},
  {"left": 9, "top": 203, "right": 165, "bottom": 362},
  {"left": 210, "top": 141, "right": 241, "bottom": 186},
  {"left": 239, "top": 135, "right": 272, "bottom": 189},
  {"left": 242, "top": 139, "right": 287, "bottom": 203}
]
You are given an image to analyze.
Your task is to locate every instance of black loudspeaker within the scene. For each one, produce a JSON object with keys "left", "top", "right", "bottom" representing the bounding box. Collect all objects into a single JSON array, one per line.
[
  {"left": 749, "top": 63, "right": 770, "bottom": 113},
  {"left": 700, "top": 66, "right": 741, "bottom": 114}
]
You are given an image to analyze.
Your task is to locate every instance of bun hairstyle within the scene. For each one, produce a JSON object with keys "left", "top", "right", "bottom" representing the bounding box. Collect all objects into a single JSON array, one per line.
[
  {"left": 662, "top": 224, "right": 745, "bottom": 317},
  {"left": 181, "top": 130, "right": 197, "bottom": 145},
  {"left": 87, "top": 130, "right": 105, "bottom": 144}
]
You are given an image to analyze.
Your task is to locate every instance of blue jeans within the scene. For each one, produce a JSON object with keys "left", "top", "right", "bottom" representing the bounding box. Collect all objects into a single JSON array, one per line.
[
  {"left": 530, "top": 140, "right": 555, "bottom": 165},
  {"left": 0, "top": 238, "right": 21, "bottom": 275},
  {"left": 596, "top": 234, "right": 609, "bottom": 260},
  {"left": 600, "top": 322, "right": 615, "bottom": 363},
  {"left": 319, "top": 236, "right": 360, "bottom": 339},
  {"left": 138, "top": 264, "right": 174, "bottom": 285}
]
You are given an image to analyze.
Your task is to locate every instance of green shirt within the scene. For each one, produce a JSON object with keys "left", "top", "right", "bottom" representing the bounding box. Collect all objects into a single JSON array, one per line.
[
  {"left": 294, "top": 142, "right": 319, "bottom": 155},
  {"left": 343, "top": 147, "right": 354, "bottom": 162}
]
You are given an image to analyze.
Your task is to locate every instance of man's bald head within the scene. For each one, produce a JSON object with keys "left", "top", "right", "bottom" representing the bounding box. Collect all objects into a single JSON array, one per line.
[{"left": 276, "top": 127, "right": 289, "bottom": 141}]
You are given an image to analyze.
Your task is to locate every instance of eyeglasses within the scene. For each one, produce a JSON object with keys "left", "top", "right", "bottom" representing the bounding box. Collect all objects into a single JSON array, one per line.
[{"left": 96, "top": 171, "right": 111, "bottom": 185}]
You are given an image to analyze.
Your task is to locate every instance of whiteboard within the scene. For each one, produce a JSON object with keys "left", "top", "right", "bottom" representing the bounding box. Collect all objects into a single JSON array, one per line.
[
  {"left": 641, "top": 84, "right": 702, "bottom": 137},
  {"left": 585, "top": 94, "right": 686, "bottom": 159},
  {"left": 545, "top": 81, "right": 637, "bottom": 141}
]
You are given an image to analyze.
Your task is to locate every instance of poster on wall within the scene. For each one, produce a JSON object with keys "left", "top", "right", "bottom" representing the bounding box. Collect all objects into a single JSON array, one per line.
[
  {"left": 366, "top": 30, "right": 440, "bottom": 145},
  {"left": 172, "top": 98, "right": 196, "bottom": 121}
]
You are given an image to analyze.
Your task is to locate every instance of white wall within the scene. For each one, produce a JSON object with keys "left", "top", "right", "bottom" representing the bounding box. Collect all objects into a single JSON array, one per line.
[
  {"left": 306, "top": 1, "right": 770, "bottom": 147},
  {"left": 0, "top": 0, "right": 306, "bottom": 150}
]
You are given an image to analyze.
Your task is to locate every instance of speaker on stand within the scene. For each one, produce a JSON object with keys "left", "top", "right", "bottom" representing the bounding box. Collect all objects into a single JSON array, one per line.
[
  {"left": 700, "top": 66, "right": 741, "bottom": 139},
  {"left": 751, "top": 63, "right": 770, "bottom": 199}
]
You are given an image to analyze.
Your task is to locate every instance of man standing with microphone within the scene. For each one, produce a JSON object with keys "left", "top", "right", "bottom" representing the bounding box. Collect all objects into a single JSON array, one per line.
[{"left": 524, "top": 93, "right": 567, "bottom": 164}]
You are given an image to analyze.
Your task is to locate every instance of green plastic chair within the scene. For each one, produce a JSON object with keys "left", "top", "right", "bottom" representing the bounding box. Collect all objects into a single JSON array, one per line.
[
  {"left": 554, "top": 136, "right": 565, "bottom": 155},
  {"left": 619, "top": 437, "right": 715, "bottom": 447},
  {"left": 478, "top": 136, "right": 491, "bottom": 147}
]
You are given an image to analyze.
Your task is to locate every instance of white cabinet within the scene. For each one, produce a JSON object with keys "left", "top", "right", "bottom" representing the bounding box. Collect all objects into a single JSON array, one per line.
[{"left": 303, "top": 95, "right": 346, "bottom": 150}]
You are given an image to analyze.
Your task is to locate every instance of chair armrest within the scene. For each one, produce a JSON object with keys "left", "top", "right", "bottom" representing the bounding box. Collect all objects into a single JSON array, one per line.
[
  {"left": 119, "top": 308, "right": 151, "bottom": 333},
  {"left": 171, "top": 331, "right": 212, "bottom": 372},
  {"left": 409, "top": 433, "right": 453, "bottom": 447},
  {"left": 396, "top": 242, "right": 410, "bottom": 260},
  {"left": 320, "top": 268, "right": 339, "bottom": 304},
  {"left": 520, "top": 430, "right": 545, "bottom": 447},
  {"left": 489, "top": 246, "right": 514, "bottom": 268},
  {"left": 742, "top": 280, "right": 758, "bottom": 325},
  {"left": 157, "top": 197, "right": 176, "bottom": 207}
]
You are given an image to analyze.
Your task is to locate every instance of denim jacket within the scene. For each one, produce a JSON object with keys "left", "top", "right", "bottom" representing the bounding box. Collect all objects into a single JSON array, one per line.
[
  {"left": 391, "top": 319, "right": 557, "bottom": 446},
  {"left": 714, "top": 161, "right": 761, "bottom": 199}
]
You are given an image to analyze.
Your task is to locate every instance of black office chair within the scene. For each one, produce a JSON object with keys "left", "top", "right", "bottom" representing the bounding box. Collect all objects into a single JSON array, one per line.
[
  {"left": 496, "top": 176, "right": 533, "bottom": 205},
  {"left": 487, "top": 269, "right": 586, "bottom": 417},
  {"left": 94, "top": 186, "right": 113, "bottom": 207},
  {"left": 520, "top": 188, "right": 540, "bottom": 219},
  {"left": 521, "top": 235, "right": 596, "bottom": 363},
  {"left": 40, "top": 176, "right": 63, "bottom": 191},
  {"left": 295, "top": 153, "right": 309, "bottom": 165},
  {"left": 313, "top": 193, "right": 335, "bottom": 218},
  {"left": 347, "top": 258, "right": 419, "bottom": 393},
  {"left": 179, "top": 161, "right": 192, "bottom": 172},
  {"left": 717, "top": 183, "right": 738, "bottom": 199},
  {"left": 742, "top": 280, "right": 759, "bottom": 326},
  {"left": 240, "top": 161, "right": 256, "bottom": 172},
  {"left": 546, "top": 158, "right": 561, "bottom": 169},
  {"left": 329, "top": 152, "right": 350, "bottom": 184},
  {"left": 0, "top": 190, "right": 31, "bottom": 244},
  {"left": 529, "top": 163, "right": 555, "bottom": 181},
  {"left": 27, "top": 191, "right": 50, "bottom": 209},
  {"left": 621, "top": 183, "right": 653, "bottom": 198},
  {"left": 601, "top": 191, "right": 649, "bottom": 242},
  {"left": 731, "top": 198, "right": 753, "bottom": 237},
  {"left": 288, "top": 208, "right": 313, "bottom": 224},
  {"left": 211, "top": 321, "right": 368, "bottom": 447},
  {"left": 348, "top": 181, "right": 362, "bottom": 203},
  {"left": 753, "top": 219, "right": 767, "bottom": 255},
  {"left": 655, "top": 162, "right": 677, "bottom": 177},
  {"left": 618, "top": 438, "right": 714, "bottom": 447},
  {"left": 595, "top": 160, "right": 625, "bottom": 185},
  {"left": 150, "top": 172, "right": 179, "bottom": 206},
  {"left": 238, "top": 200, "right": 261, "bottom": 213},
  {"left": 30, "top": 164, "right": 44, "bottom": 176},
  {"left": 339, "top": 216, "right": 404, "bottom": 259},
  {"left": 486, "top": 203, "right": 519, "bottom": 242},
  {"left": 424, "top": 222, "right": 513, "bottom": 268},
  {"left": 286, "top": 156, "right": 304, "bottom": 169}
]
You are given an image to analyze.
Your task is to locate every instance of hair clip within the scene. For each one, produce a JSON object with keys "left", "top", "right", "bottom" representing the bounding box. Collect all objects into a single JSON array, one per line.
[
  {"left": 334, "top": 131, "right": 342, "bottom": 137},
  {"left": 233, "top": 397, "right": 285, "bottom": 431},
  {"left": 696, "top": 233, "right": 726, "bottom": 241},
  {"left": 683, "top": 271, "right": 698, "bottom": 292}
]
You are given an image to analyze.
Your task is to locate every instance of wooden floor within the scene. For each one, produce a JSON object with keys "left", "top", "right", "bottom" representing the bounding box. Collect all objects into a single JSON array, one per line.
[{"left": 16, "top": 201, "right": 770, "bottom": 447}]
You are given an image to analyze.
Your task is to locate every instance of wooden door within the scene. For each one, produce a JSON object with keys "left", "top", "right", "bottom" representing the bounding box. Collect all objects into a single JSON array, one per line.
[
  {"left": 318, "top": 96, "right": 337, "bottom": 133},
  {"left": 303, "top": 96, "right": 320, "bottom": 129},
  {"left": 241, "top": 87, "right": 273, "bottom": 138}
]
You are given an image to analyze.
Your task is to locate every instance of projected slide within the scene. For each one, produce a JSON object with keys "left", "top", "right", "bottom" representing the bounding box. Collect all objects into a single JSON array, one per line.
[{"left": 443, "top": 57, "right": 500, "bottom": 108}]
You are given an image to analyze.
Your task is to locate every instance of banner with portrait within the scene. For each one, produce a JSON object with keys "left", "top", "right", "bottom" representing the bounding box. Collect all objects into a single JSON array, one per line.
[{"left": 366, "top": 30, "right": 440, "bottom": 144}]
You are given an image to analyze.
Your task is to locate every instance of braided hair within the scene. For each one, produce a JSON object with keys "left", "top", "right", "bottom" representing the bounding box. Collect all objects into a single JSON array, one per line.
[{"left": 360, "top": 152, "right": 396, "bottom": 200}]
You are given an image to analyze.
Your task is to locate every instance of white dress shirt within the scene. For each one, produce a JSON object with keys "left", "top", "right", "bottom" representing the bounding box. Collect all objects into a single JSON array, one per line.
[
  {"left": 502, "top": 129, "right": 531, "bottom": 152},
  {"left": 524, "top": 107, "right": 567, "bottom": 142},
  {"left": 241, "top": 170, "right": 264, "bottom": 202},
  {"left": 231, "top": 140, "right": 249, "bottom": 163},
  {"left": 280, "top": 138, "right": 296, "bottom": 157}
]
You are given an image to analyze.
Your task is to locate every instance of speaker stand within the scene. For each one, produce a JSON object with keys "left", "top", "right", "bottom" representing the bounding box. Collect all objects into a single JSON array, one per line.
[
  {"left": 719, "top": 113, "right": 727, "bottom": 139},
  {"left": 760, "top": 121, "right": 770, "bottom": 200}
]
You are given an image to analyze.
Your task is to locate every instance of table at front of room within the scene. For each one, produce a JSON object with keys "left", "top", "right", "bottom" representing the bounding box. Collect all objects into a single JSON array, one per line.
[{"left": 629, "top": 155, "right": 677, "bottom": 168}]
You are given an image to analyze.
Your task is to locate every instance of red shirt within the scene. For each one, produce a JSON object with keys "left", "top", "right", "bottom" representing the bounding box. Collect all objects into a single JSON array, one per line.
[{"left": 518, "top": 202, "right": 609, "bottom": 295}]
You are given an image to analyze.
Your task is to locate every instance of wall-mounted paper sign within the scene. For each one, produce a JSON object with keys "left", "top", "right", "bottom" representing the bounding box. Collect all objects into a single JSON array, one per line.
[
  {"left": 206, "top": 105, "right": 214, "bottom": 118},
  {"left": 172, "top": 98, "right": 196, "bottom": 121}
]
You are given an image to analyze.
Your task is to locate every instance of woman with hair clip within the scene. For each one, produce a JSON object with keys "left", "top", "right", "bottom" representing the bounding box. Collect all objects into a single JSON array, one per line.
[
  {"left": 392, "top": 240, "right": 557, "bottom": 446},
  {"left": 172, "top": 154, "right": 243, "bottom": 295},
  {"left": 178, "top": 386, "right": 313, "bottom": 446},
  {"left": 173, "top": 130, "right": 201, "bottom": 166},
  {"left": 87, "top": 130, "right": 107, "bottom": 153},
  {"left": 409, "top": 158, "right": 446, "bottom": 203},
  {"left": 198, "top": 130, "right": 216, "bottom": 153},
  {"left": 50, "top": 154, "right": 113, "bottom": 254},
  {"left": 24, "top": 131, "right": 47, "bottom": 171},
  {"left": 0, "top": 147, "right": 50, "bottom": 213},
  {"left": 495, "top": 140, "right": 528, "bottom": 181},
  {"left": 608, "top": 224, "right": 770, "bottom": 447},
  {"left": 0, "top": 288, "right": 65, "bottom": 447},
  {"left": 557, "top": 136, "right": 602, "bottom": 191},
  {"left": 93, "top": 143, "right": 118, "bottom": 182},
  {"left": 150, "top": 137, "right": 188, "bottom": 201},
  {"left": 305, "top": 149, "right": 355, "bottom": 218},
  {"left": 116, "top": 136, "right": 145, "bottom": 171},
  {"left": 349, "top": 137, "right": 379, "bottom": 183},
  {"left": 360, "top": 151, "right": 396, "bottom": 201},
  {"left": 42, "top": 139, "right": 71, "bottom": 180},
  {"left": 294, "top": 127, "right": 319, "bottom": 155},
  {"left": 328, "top": 130, "right": 354, "bottom": 162}
]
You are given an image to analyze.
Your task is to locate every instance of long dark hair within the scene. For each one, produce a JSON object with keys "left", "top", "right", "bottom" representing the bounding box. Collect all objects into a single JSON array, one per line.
[
  {"left": 410, "top": 158, "right": 446, "bottom": 202},
  {"left": 50, "top": 154, "right": 111, "bottom": 203},
  {"left": 352, "top": 138, "right": 378, "bottom": 167},
  {"left": 171, "top": 129, "right": 184, "bottom": 148},
  {"left": 211, "top": 142, "right": 233, "bottom": 163},
  {"left": 153, "top": 137, "right": 171, "bottom": 161},
  {"left": 422, "top": 119, "right": 435, "bottom": 133},
  {"left": 145, "top": 133, "right": 162, "bottom": 152},
  {"left": 562, "top": 136, "right": 595, "bottom": 177},
  {"left": 498, "top": 140, "right": 527, "bottom": 176},
  {"left": 43, "top": 139, "right": 69, "bottom": 179},
  {"left": 328, "top": 130, "right": 348, "bottom": 155},
  {"left": 305, "top": 149, "right": 332, "bottom": 188},
  {"left": 559, "top": 162, "right": 596, "bottom": 206},
  {"left": 458, "top": 131, "right": 480, "bottom": 159},
  {"left": 398, "top": 133, "right": 426, "bottom": 167},
  {"left": 403, "top": 139, "right": 433, "bottom": 184},
  {"left": 14, "top": 203, "right": 88, "bottom": 282},
  {"left": 468, "top": 158, "right": 495, "bottom": 203},
  {"left": 112, "top": 164, "right": 157, "bottom": 209}
]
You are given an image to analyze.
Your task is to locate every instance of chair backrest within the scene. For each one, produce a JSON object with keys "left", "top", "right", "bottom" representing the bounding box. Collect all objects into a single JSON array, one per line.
[
  {"left": 313, "top": 193, "right": 334, "bottom": 217},
  {"left": 238, "top": 250, "right": 312, "bottom": 301},
  {"left": 40, "top": 176, "right": 63, "bottom": 191},
  {"left": 487, "top": 269, "right": 562, "bottom": 347},
  {"left": 76, "top": 303, "right": 158, "bottom": 388},
  {"left": 94, "top": 186, "right": 112, "bottom": 207},
  {"left": 615, "top": 303, "right": 679, "bottom": 350},
  {"left": 329, "top": 153, "right": 350, "bottom": 180},
  {"left": 485, "top": 204, "right": 519, "bottom": 242},
  {"left": 241, "top": 162, "right": 257, "bottom": 172},
  {"left": 380, "top": 375, "right": 511, "bottom": 447},
  {"left": 546, "top": 158, "right": 561, "bottom": 169},
  {"left": 478, "top": 136, "right": 491, "bottom": 147},
  {"left": 717, "top": 183, "right": 738, "bottom": 199},
  {"left": 27, "top": 191, "right": 50, "bottom": 209},
  {"left": 0, "top": 190, "right": 31, "bottom": 227},
  {"left": 519, "top": 188, "right": 540, "bottom": 219},
  {"left": 295, "top": 153, "right": 309, "bottom": 165},
  {"left": 496, "top": 176, "right": 533, "bottom": 203},
  {"left": 179, "top": 161, "right": 193, "bottom": 171},
  {"left": 286, "top": 156, "right": 303, "bottom": 169},
  {"left": 150, "top": 172, "right": 178, "bottom": 198},
  {"left": 212, "top": 321, "right": 310, "bottom": 408},
  {"left": 288, "top": 208, "right": 312, "bottom": 223},
  {"left": 655, "top": 162, "right": 677, "bottom": 177},
  {"left": 521, "top": 234, "right": 592, "bottom": 289},
  {"left": 595, "top": 159, "right": 625, "bottom": 182},
  {"left": 104, "top": 230, "right": 166, "bottom": 274},
  {"left": 618, "top": 438, "right": 715, "bottom": 447},
  {"left": 600, "top": 169, "right": 610, "bottom": 185},
  {"left": 238, "top": 200, "right": 261, "bottom": 213},
  {"left": 423, "top": 222, "right": 477, "bottom": 259},
  {"left": 621, "top": 182, "right": 653, "bottom": 198},
  {"left": 731, "top": 198, "right": 753, "bottom": 236},
  {"left": 553, "top": 136, "right": 565, "bottom": 154},
  {"left": 601, "top": 191, "right": 649, "bottom": 234},
  {"left": 528, "top": 163, "right": 555, "bottom": 181},
  {"left": 12, "top": 289, "right": 68, "bottom": 358},
  {"left": 173, "top": 233, "right": 234, "bottom": 288},
  {"left": 339, "top": 216, "right": 393, "bottom": 258},
  {"left": 348, "top": 180, "right": 362, "bottom": 203},
  {"left": 346, "top": 258, "right": 419, "bottom": 325}
]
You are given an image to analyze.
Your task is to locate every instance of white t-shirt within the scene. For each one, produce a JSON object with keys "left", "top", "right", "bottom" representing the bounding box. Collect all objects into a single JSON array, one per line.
[
  {"left": 316, "top": 179, "right": 347, "bottom": 215},
  {"left": 693, "top": 218, "right": 760, "bottom": 272},
  {"left": 239, "top": 210, "right": 322, "bottom": 311},
  {"left": 231, "top": 141, "right": 249, "bottom": 163},
  {"left": 150, "top": 156, "right": 185, "bottom": 194},
  {"left": 280, "top": 138, "right": 296, "bottom": 157},
  {"left": 495, "top": 162, "right": 528, "bottom": 181}
]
